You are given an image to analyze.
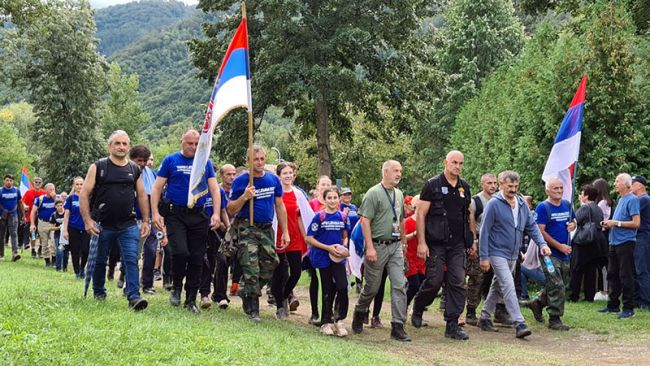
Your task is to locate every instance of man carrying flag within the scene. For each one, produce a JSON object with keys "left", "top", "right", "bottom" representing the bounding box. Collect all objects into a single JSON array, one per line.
[{"left": 525, "top": 75, "right": 586, "bottom": 330}]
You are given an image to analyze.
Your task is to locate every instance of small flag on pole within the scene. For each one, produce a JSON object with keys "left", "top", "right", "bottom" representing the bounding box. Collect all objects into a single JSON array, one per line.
[
  {"left": 20, "top": 166, "right": 31, "bottom": 196},
  {"left": 187, "top": 15, "right": 252, "bottom": 208},
  {"left": 542, "top": 74, "right": 587, "bottom": 202}
]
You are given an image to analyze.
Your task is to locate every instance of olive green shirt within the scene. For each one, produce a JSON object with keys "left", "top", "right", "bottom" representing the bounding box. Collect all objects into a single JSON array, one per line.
[{"left": 358, "top": 183, "right": 405, "bottom": 241}]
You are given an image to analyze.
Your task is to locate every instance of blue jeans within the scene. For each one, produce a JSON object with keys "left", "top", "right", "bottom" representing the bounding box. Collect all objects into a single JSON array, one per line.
[
  {"left": 92, "top": 225, "right": 141, "bottom": 300},
  {"left": 55, "top": 236, "right": 69, "bottom": 271},
  {"left": 520, "top": 264, "right": 546, "bottom": 299},
  {"left": 635, "top": 233, "right": 650, "bottom": 308}
]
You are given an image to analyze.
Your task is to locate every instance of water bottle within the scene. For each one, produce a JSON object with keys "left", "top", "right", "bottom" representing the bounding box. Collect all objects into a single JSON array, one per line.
[
  {"left": 31, "top": 231, "right": 36, "bottom": 240},
  {"left": 543, "top": 255, "right": 555, "bottom": 273}
]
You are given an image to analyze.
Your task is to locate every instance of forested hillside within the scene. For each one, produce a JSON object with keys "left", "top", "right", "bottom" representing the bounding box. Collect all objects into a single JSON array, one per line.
[{"left": 95, "top": 0, "right": 194, "bottom": 56}]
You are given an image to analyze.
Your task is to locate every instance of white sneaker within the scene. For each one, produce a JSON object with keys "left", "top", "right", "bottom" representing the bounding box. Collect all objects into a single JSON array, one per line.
[
  {"left": 218, "top": 299, "right": 229, "bottom": 309},
  {"left": 320, "top": 323, "right": 335, "bottom": 336},
  {"left": 333, "top": 321, "right": 348, "bottom": 337},
  {"left": 594, "top": 292, "right": 609, "bottom": 301}
]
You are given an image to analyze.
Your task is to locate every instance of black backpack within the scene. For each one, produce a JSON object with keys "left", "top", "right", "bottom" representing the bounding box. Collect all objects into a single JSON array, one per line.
[{"left": 472, "top": 195, "right": 484, "bottom": 222}]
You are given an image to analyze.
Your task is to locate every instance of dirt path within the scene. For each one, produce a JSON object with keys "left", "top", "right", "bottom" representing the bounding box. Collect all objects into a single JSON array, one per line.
[{"left": 254, "top": 286, "right": 649, "bottom": 366}]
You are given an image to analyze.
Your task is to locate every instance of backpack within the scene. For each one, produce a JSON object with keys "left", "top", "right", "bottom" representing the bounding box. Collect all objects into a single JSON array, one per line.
[
  {"left": 318, "top": 210, "right": 347, "bottom": 224},
  {"left": 472, "top": 195, "right": 484, "bottom": 222}
]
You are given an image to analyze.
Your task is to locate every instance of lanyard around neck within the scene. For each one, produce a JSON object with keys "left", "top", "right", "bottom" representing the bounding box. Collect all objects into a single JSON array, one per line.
[{"left": 382, "top": 184, "right": 397, "bottom": 222}]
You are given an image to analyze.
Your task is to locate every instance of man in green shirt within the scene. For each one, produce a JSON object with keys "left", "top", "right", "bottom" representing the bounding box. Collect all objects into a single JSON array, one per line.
[{"left": 352, "top": 160, "right": 410, "bottom": 342}]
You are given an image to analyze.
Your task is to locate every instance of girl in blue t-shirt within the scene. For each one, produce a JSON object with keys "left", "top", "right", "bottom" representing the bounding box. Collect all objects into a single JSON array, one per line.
[{"left": 306, "top": 187, "right": 350, "bottom": 337}]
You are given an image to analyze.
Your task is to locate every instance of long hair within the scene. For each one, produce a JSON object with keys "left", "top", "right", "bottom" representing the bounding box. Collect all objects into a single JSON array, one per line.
[{"left": 592, "top": 178, "right": 613, "bottom": 207}]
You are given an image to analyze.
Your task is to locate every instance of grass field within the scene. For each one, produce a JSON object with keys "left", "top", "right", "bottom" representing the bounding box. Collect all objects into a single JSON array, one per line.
[{"left": 2, "top": 255, "right": 650, "bottom": 365}]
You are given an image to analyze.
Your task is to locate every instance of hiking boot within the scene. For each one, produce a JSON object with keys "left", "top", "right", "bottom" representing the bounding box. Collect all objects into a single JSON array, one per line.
[
  {"left": 241, "top": 295, "right": 251, "bottom": 315},
  {"left": 143, "top": 287, "right": 156, "bottom": 295},
  {"left": 370, "top": 316, "right": 383, "bottom": 328},
  {"left": 548, "top": 316, "right": 570, "bottom": 331},
  {"left": 288, "top": 295, "right": 299, "bottom": 312},
  {"left": 494, "top": 303, "right": 513, "bottom": 325},
  {"left": 465, "top": 307, "right": 478, "bottom": 326},
  {"left": 526, "top": 299, "right": 545, "bottom": 323},
  {"left": 248, "top": 296, "right": 261, "bottom": 323},
  {"left": 309, "top": 314, "right": 321, "bottom": 327},
  {"left": 352, "top": 310, "right": 367, "bottom": 334},
  {"left": 276, "top": 307, "right": 288, "bottom": 320},
  {"left": 445, "top": 321, "right": 469, "bottom": 340},
  {"left": 44, "top": 257, "right": 51, "bottom": 267},
  {"left": 128, "top": 297, "right": 148, "bottom": 311},
  {"left": 11, "top": 252, "right": 21, "bottom": 262},
  {"left": 200, "top": 296, "right": 212, "bottom": 309},
  {"left": 320, "top": 323, "right": 335, "bottom": 336},
  {"left": 411, "top": 311, "right": 428, "bottom": 328},
  {"left": 390, "top": 322, "right": 411, "bottom": 342},
  {"left": 333, "top": 321, "right": 348, "bottom": 337},
  {"left": 169, "top": 288, "right": 181, "bottom": 306},
  {"left": 478, "top": 318, "right": 499, "bottom": 332},
  {"left": 185, "top": 302, "right": 201, "bottom": 314},
  {"left": 515, "top": 323, "right": 532, "bottom": 338}
]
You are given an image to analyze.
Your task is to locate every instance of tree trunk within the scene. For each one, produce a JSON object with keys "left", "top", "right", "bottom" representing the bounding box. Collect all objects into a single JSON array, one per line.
[{"left": 315, "top": 99, "right": 332, "bottom": 178}]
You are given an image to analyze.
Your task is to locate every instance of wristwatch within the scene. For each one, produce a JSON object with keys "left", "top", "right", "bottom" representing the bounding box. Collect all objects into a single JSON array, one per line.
[{"left": 617, "top": 221, "right": 622, "bottom": 228}]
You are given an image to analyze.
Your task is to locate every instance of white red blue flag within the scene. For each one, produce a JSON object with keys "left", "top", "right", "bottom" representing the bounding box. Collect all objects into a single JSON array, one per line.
[
  {"left": 542, "top": 74, "right": 587, "bottom": 202},
  {"left": 188, "top": 16, "right": 252, "bottom": 207},
  {"left": 20, "top": 166, "right": 31, "bottom": 196}
]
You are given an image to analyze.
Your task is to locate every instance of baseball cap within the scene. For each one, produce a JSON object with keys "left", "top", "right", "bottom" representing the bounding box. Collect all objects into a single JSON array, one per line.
[
  {"left": 341, "top": 187, "right": 352, "bottom": 195},
  {"left": 404, "top": 195, "right": 414, "bottom": 205},
  {"left": 632, "top": 175, "right": 647, "bottom": 186}
]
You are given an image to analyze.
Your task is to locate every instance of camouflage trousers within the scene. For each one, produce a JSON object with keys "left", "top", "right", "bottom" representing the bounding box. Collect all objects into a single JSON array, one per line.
[
  {"left": 236, "top": 222, "right": 279, "bottom": 298},
  {"left": 535, "top": 256, "right": 570, "bottom": 317},
  {"left": 465, "top": 253, "right": 483, "bottom": 310}
]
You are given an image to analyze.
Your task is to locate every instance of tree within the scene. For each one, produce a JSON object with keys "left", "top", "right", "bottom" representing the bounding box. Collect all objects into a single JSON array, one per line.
[
  {"left": 1, "top": 0, "right": 107, "bottom": 188},
  {"left": 413, "top": 0, "right": 524, "bottom": 176},
  {"left": 190, "top": 0, "right": 435, "bottom": 177},
  {"left": 0, "top": 120, "right": 34, "bottom": 178},
  {"left": 101, "top": 63, "right": 150, "bottom": 142}
]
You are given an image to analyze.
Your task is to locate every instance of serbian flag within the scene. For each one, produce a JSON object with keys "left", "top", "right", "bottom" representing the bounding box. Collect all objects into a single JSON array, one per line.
[
  {"left": 19, "top": 166, "right": 31, "bottom": 196},
  {"left": 542, "top": 74, "right": 587, "bottom": 202},
  {"left": 187, "top": 16, "right": 252, "bottom": 208}
]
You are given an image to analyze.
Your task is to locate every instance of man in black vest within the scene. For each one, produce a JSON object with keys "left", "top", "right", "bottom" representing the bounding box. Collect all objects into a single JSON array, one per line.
[
  {"left": 411, "top": 150, "right": 475, "bottom": 340},
  {"left": 80, "top": 130, "right": 150, "bottom": 311}
]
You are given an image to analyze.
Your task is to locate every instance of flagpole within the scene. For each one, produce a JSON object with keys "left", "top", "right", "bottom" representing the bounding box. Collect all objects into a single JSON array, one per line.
[{"left": 242, "top": 1, "right": 255, "bottom": 225}]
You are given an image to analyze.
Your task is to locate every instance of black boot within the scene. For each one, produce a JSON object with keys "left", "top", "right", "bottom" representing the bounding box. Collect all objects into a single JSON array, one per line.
[
  {"left": 390, "top": 322, "right": 411, "bottom": 342},
  {"left": 163, "top": 276, "right": 172, "bottom": 291},
  {"left": 352, "top": 309, "right": 367, "bottom": 334},
  {"left": 548, "top": 316, "right": 570, "bottom": 331},
  {"left": 44, "top": 257, "right": 51, "bottom": 267},
  {"left": 445, "top": 321, "right": 469, "bottom": 340},
  {"left": 465, "top": 307, "right": 478, "bottom": 326},
  {"left": 241, "top": 295, "right": 251, "bottom": 315},
  {"left": 169, "top": 288, "right": 181, "bottom": 306},
  {"left": 494, "top": 303, "right": 513, "bottom": 325},
  {"left": 411, "top": 310, "right": 428, "bottom": 328},
  {"left": 249, "top": 296, "right": 261, "bottom": 323},
  {"left": 51, "top": 256, "right": 56, "bottom": 267}
]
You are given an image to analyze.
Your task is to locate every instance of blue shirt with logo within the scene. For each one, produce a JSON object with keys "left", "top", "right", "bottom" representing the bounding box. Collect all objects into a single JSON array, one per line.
[
  {"left": 610, "top": 193, "right": 640, "bottom": 245},
  {"left": 0, "top": 186, "right": 21, "bottom": 216},
  {"left": 34, "top": 195, "right": 56, "bottom": 222},
  {"left": 205, "top": 186, "right": 228, "bottom": 217},
  {"left": 536, "top": 200, "right": 574, "bottom": 261},
  {"left": 157, "top": 152, "right": 216, "bottom": 207},
  {"left": 307, "top": 211, "right": 350, "bottom": 269},
  {"left": 230, "top": 172, "right": 283, "bottom": 224},
  {"left": 64, "top": 194, "right": 85, "bottom": 230}
]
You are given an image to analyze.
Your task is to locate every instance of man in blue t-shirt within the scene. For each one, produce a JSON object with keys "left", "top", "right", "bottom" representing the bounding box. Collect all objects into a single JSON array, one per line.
[
  {"left": 599, "top": 174, "right": 641, "bottom": 318},
  {"left": 0, "top": 174, "right": 25, "bottom": 261},
  {"left": 526, "top": 178, "right": 575, "bottom": 331},
  {"left": 30, "top": 183, "right": 58, "bottom": 267},
  {"left": 151, "top": 129, "right": 222, "bottom": 314},
  {"left": 227, "top": 145, "right": 289, "bottom": 323},
  {"left": 631, "top": 175, "right": 650, "bottom": 309}
]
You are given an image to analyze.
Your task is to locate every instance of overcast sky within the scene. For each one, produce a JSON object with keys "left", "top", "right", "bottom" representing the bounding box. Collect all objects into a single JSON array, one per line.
[{"left": 90, "top": 0, "right": 198, "bottom": 9}]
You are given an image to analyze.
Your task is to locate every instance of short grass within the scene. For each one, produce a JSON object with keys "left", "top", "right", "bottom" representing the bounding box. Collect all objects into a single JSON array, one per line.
[{"left": 0, "top": 257, "right": 404, "bottom": 366}]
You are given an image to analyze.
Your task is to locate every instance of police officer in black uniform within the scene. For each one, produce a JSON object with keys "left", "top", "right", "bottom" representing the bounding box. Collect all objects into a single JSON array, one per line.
[{"left": 411, "top": 150, "right": 476, "bottom": 340}]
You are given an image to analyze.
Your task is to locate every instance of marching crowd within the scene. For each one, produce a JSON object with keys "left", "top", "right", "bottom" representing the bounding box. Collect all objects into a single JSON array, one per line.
[{"left": 2, "top": 129, "right": 649, "bottom": 342}]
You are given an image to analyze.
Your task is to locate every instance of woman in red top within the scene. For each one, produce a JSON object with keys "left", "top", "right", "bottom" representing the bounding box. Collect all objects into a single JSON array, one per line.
[
  {"left": 271, "top": 162, "right": 308, "bottom": 319},
  {"left": 404, "top": 195, "right": 425, "bottom": 306},
  {"left": 309, "top": 175, "right": 331, "bottom": 212}
]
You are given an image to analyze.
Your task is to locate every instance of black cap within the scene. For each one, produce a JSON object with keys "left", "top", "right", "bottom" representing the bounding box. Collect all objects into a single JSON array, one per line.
[{"left": 633, "top": 175, "right": 647, "bottom": 186}]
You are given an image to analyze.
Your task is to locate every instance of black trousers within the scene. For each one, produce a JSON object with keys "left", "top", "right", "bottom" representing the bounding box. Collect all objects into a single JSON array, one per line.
[
  {"left": 607, "top": 242, "right": 636, "bottom": 311},
  {"left": 569, "top": 258, "right": 598, "bottom": 302},
  {"left": 303, "top": 256, "right": 320, "bottom": 317},
  {"left": 200, "top": 229, "right": 228, "bottom": 300},
  {"left": 372, "top": 268, "right": 388, "bottom": 317},
  {"left": 68, "top": 228, "right": 90, "bottom": 275},
  {"left": 407, "top": 273, "right": 425, "bottom": 306},
  {"left": 413, "top": 243, "right": 466, "bottom": 322},
  {"left": 166, "top": 210, "right": 209, "bottom": 303},
  {"left": 271, "top": 250, "right": 303, "bottom": 309},
  {"left": 319, "top": 262, "right": 349, "bottom": 324}
]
